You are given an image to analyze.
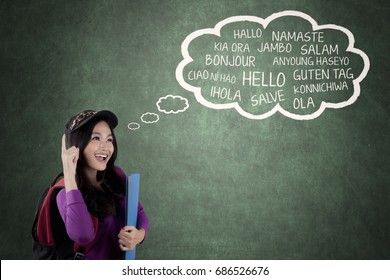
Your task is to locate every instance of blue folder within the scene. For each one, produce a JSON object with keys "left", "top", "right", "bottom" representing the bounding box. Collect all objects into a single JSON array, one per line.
[{"left": 125, "top": 173, "right": 140, "bottom": 260}]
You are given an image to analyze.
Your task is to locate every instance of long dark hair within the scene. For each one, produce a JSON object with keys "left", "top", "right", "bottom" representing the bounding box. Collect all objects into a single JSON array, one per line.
[{"left": 68, "top": 117, "right": 124, "bottom": 220}]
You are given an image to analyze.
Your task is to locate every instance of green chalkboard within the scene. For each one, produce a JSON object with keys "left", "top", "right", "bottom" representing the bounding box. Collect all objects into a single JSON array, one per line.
[{"left": 0, "top": 0, "right": 389, "bottom": 260}]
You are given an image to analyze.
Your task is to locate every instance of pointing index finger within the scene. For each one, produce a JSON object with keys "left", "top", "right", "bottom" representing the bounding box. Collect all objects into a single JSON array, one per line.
[{"left": 62, "top": 134, "right": 66, "bottom": 152}]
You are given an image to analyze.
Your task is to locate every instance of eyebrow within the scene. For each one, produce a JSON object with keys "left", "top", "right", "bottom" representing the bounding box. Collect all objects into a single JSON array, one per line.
[{"left": 91, "top": 132, "right": 113, "bottom": 137}]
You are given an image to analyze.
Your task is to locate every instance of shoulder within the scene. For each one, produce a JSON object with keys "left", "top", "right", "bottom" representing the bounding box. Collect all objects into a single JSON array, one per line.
[
  {"left": 114, "top": 165, "right": 126, "bottom": 176},
  {"left": 113, "top": 165, "right": 126, "bottom": 187},
  {"left": 114, "top": 165, "right": 126, "bottom": 178}
]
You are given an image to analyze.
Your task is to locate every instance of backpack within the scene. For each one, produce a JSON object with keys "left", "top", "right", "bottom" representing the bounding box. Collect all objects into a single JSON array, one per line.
[{"left": 31, "top": 173, "right": 95, "bottom": 259}]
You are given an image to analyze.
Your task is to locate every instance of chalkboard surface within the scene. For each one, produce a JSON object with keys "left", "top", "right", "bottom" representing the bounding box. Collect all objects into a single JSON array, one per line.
[{"left": 0, "top": 0, "right": 389, "bottom": 259}]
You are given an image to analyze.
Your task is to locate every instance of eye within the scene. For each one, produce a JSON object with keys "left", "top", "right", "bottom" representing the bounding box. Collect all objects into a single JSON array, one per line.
[
  {"left": 91, "top": 136, "right": 100, "bottom": 141},
  {"left": 107, "top": 137, "right": 114, "bottom": 143}
]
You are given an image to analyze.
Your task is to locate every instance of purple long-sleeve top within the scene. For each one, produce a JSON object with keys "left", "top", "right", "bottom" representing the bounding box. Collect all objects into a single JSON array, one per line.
[{"left": 56, "top": 173, "right": 149, "bottom": 260}]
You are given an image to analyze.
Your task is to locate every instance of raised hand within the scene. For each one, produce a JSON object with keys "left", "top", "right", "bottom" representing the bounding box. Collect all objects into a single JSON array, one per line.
[{"left": 61, "top": 134, "right": 79, "bottom": 191}]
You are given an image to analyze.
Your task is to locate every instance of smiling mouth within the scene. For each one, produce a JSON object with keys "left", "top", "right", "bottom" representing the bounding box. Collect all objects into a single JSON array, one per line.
[{"left": 95, "top": 154, "right": 109, "bottom": 162}]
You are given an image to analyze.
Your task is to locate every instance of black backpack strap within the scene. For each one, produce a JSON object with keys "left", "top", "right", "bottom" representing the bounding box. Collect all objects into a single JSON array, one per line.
[
  {"left": 50, "top": 172, "right": 64, "bottom": 187},
  {"left": 31, "top": 187, "right": 49, "bottom": 245},
  {"left": 73, "top": 247, "right": 86, "bottom": 260}
]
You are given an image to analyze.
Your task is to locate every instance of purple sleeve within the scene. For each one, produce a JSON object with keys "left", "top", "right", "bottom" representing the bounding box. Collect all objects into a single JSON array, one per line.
[
  {"left": 137, "top": 201, "right": 149, "bottom": 239},
  {"left": 56, "top": 189, "right": 95, "bottom": 245}
]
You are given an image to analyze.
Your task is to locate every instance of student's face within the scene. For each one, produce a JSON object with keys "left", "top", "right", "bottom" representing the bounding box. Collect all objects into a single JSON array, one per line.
[{"left": 83, "top": 120, "right": 114, "bottom": 172}]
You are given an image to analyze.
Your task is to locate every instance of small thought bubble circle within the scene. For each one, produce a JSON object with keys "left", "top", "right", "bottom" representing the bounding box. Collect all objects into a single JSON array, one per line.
[
  {"left": 157, "top": 95, "right": 189, "bottom": 114},
  {"left": 141, "top": 112, "right": 160, "bottom": 124},
  {"left": 128, "top": 122, "right": 140, "bottom": 130}
]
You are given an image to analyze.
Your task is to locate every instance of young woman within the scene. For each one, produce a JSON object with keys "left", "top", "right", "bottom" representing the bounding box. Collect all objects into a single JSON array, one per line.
[{"left": 57, "top": 110, "right": 149, "bottom": 259}]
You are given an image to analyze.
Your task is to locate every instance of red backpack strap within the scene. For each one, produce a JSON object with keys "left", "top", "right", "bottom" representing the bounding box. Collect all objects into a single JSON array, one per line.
[{"left": 36, "top": 183, "right": 64, "bottom": 245}]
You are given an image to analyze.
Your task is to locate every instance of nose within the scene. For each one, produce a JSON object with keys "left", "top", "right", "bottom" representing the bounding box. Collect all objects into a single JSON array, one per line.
[{"left": 100, "top": 140, "right": 108, "bottom": 150}]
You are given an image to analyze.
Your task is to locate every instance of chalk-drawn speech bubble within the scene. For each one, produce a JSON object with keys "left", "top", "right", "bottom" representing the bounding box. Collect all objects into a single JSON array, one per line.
[{"left": 176, "top": 11, "right": 370, "bottom": 120}]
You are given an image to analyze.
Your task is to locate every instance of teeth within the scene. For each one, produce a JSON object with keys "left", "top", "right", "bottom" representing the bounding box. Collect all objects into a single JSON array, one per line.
[{"left": 95, "top": 154, "right": 108, "bottom": 159}]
